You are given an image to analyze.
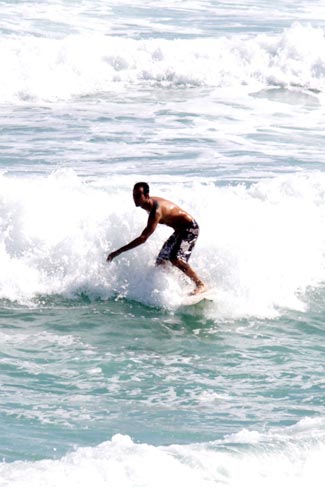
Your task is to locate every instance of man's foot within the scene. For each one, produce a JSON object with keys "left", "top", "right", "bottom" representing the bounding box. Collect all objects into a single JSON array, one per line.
[{"left": 190, "top": 283, "right": 207, "bottom": 296}]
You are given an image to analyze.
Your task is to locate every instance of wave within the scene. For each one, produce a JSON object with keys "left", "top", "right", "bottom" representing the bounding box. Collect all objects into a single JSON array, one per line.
[
  {"left": 1, "top": 417, "right": 325, "bottom": 486},
  {"left": 1, "top": 169, "right": 325, "bottom": 317},
  {"left": 1, "top": 23, "right": 325, "bottom": 103}
]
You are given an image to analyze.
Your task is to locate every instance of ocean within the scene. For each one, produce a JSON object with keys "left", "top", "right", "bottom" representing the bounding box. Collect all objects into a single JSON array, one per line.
[{"left": 0, "top": 0, "right": 325, "bottom": 485}]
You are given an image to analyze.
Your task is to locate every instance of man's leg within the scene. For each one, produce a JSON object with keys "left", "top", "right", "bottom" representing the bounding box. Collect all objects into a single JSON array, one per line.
[{"left": 170, "top": 258, "right": 206, "bottom": 294}]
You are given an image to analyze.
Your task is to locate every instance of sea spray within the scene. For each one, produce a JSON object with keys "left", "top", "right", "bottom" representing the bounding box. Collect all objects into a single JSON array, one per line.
[
  {"left": 0, "top": 171, "right": 325, "bottom": 317},
  {"left": 1, "top": 24, "right": 325, "bottom": 103},
  {"left": 1, "top": 419, "right": 325, "bottom": 487}
]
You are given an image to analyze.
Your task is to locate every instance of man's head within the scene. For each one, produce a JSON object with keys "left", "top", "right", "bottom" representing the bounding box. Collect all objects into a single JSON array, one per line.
[{"left": 133, "top": 182, "right": 150, "bottom": 207}]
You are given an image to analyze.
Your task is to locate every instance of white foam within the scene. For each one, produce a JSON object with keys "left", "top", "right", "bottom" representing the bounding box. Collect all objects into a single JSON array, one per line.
[
  {"left": 1, "top": 170, "right": 325, "bottom": 318},
  {"left": 1, "top": 426, "right": 325, "bottom": 487},
  {"left": 0, "top": 24, "right": 325, "bottom": 103}
]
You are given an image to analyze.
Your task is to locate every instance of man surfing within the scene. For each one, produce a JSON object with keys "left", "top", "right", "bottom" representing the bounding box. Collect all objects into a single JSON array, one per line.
[{"left": 107, "top": 182, "right": 206, "bottom": 295}]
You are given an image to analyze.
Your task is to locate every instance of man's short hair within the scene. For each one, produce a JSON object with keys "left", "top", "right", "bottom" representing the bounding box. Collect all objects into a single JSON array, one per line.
[{"left": 134, "top": 182, "right": 150, "bottom": 195}]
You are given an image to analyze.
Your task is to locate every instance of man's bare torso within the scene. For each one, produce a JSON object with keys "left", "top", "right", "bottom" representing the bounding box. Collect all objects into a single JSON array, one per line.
[{"left": 150, "top": 196, "right": 194, "bottom": 231}]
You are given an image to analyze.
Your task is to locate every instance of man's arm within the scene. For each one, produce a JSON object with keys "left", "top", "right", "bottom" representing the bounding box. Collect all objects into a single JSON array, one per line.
[{"left": 107, "top": 203, "right": 160, "bottom": 262}]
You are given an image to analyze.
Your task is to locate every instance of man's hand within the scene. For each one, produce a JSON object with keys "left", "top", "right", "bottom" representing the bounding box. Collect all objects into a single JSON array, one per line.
[{"left": 106, "top": 250, "right": 119, "bottom": 263}]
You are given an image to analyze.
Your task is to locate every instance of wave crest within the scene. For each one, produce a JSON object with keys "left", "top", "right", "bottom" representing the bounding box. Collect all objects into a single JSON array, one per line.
[{"left": 1, "top": 24, "right": 325, "bottom": 103}]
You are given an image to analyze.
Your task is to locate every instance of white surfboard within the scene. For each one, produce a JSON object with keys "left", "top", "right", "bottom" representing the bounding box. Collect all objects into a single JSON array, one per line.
[{"left": 180, "top": 288, "right": 217, "bottom": 306}]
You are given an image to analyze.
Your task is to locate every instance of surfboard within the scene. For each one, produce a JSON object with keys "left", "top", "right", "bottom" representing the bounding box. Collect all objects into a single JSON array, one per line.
[{"left": 180, "top": 288, "right": 216, "bottom": 306}]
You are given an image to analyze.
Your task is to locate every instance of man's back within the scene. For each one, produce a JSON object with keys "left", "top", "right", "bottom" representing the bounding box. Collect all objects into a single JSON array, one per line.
[{"left": 151, "top": 196, "right": 194, "bottom": 231}]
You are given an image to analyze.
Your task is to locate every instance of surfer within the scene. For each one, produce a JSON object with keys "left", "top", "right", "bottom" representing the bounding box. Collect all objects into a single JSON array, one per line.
[{"left": 106, "top": 182, "right": 206, "bottom": 295}]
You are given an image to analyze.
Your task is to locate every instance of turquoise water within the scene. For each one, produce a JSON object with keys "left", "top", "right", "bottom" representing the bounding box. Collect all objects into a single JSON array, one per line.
[
  {"left": 1, "top": 299, "right": 324, "bottom": 455},
  {"left": 1, "top": 1, "right": 325, "bottom": 485}
]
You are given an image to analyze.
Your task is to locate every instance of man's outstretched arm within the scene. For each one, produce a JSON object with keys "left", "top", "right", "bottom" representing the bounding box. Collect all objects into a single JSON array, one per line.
[
  {"left": 107, "top": 210, "right": 159, "bottom": 263},
  {"left": 107, "top": 233, "right": 148, "bottom": 262}
]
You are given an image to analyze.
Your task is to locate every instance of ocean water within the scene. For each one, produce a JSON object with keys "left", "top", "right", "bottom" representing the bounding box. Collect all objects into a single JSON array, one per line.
[{"left": 1, "top": 0, "right": 325, "bottom": 485}]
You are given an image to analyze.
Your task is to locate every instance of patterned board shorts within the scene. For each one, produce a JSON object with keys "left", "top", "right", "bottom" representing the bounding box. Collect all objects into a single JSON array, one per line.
[{"left": 156, "top": 220, "right": 199, "bottom": 265}]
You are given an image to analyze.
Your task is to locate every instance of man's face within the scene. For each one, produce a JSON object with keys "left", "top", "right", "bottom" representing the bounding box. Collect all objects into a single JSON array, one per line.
[{"left": 133, "top": 187, "right": 146, "bottom": 207}]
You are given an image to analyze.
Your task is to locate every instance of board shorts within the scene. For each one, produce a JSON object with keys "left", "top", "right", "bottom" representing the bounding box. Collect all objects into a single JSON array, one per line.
[{"left": 156, "top": 220, "right": 199, "bottom": 265}]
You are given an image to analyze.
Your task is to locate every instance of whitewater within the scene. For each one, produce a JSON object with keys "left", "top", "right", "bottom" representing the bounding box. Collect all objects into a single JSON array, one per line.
[{"left": 0, "top": 1, "right": 325, "bottom": 486}]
